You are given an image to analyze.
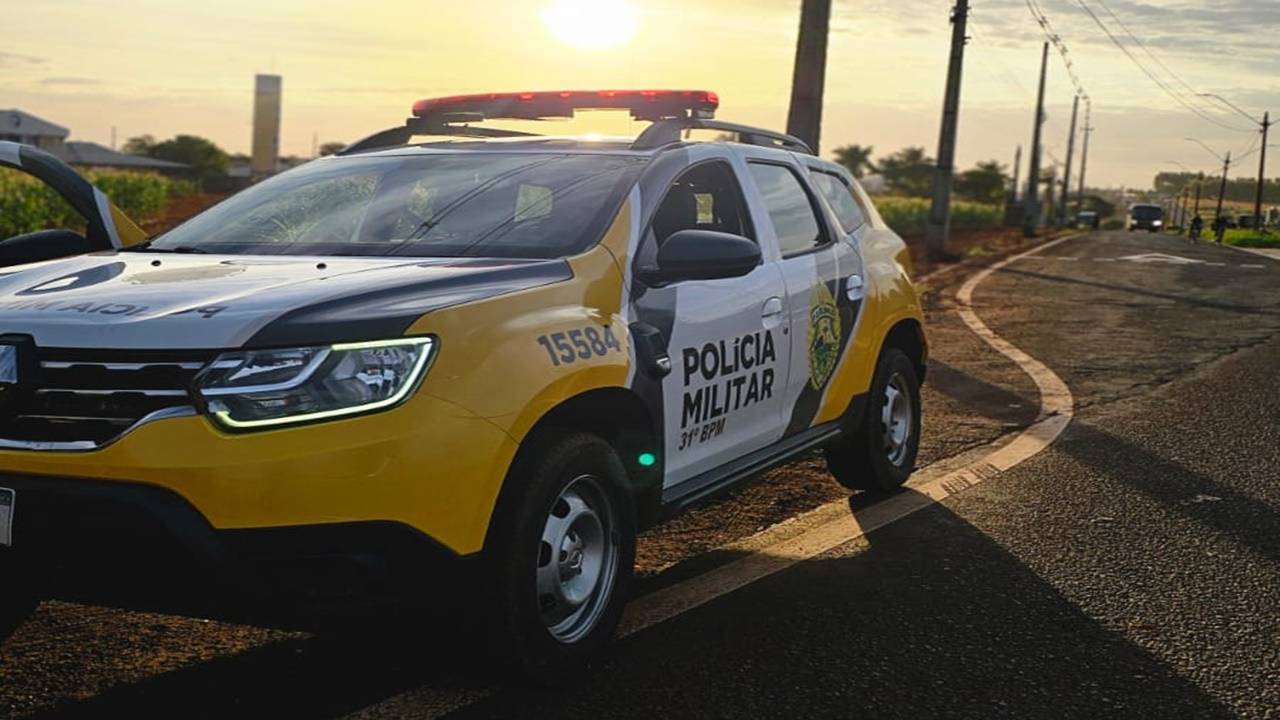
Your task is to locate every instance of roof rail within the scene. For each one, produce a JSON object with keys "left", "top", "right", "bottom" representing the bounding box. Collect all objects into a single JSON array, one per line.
[
  {"left": 339, "top": 117, "right": 539, "bottom": 155},
  {"left": 632, "top": 118, "right": 814, "bottom": 155}
]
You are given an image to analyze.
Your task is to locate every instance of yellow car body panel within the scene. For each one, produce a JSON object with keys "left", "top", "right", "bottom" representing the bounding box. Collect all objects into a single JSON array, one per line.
[{"left": 0, "top": 392, "right": 518, "bottom": 555}]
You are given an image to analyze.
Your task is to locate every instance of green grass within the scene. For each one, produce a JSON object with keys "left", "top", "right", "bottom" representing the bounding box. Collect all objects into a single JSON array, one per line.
[
  {"left": 873, "top": 196, "right": 1002, "bottom": 235},
  {"left": 1222, "top": 229, "right": 1280, "bottom": 248},
  {"left": 0, "top": 168, "right": 190, "bottom": 238}
]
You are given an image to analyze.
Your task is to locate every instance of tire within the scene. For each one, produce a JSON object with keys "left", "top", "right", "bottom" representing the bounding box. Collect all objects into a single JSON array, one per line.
[
  {"left": 825, "top": 347, "right": 922, "bottom": 493},
  {"left": 485, "top": 432, "right": 636, "bottom": 683}
]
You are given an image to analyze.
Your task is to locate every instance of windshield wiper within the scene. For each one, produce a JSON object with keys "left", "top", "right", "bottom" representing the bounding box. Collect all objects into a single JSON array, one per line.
[{"left": 128, "top": 242, "right": 209, "bottom": 254}]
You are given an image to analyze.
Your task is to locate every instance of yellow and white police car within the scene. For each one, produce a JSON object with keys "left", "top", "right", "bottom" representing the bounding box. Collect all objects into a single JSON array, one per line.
[{"left": 0, "top": 90, "right": 926, "bottom": 676}]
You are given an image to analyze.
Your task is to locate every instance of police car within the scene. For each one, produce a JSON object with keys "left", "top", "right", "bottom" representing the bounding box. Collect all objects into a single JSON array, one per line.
[{"left": 0, "top": 90, "right": 926, "bottom": 677}]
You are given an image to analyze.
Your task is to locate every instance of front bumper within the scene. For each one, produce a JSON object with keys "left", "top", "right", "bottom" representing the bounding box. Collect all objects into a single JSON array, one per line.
[
  {"left": 0, "top": 391, "right": 521, "bottom": 557},
  {"left": 0, "top": 473, "right": 474, "bottom": 615}
]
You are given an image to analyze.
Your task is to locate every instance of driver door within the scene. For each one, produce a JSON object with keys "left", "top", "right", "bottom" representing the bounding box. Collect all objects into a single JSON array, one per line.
[{"left": 0, "top": 141, "right": 146, "bottom": 265}]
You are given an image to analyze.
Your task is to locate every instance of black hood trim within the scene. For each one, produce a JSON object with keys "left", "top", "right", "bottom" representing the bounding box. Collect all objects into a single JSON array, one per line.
[{"left": 245, "top": 258, "right": 573, "bottom": 348}]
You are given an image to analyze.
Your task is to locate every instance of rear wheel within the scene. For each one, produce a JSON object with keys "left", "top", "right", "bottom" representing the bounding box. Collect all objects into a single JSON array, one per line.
[
  {"left": 825, "top": 347, "right": 922, "bottom": 492},
  {"left": 486, "top": 432, "right": 635, "bottom": 682}
]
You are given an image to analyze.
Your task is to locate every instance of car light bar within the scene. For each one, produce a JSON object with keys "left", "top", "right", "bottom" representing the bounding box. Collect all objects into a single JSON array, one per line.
[{"left": 412, "top": 90, "right": 719, "bottom": 123}]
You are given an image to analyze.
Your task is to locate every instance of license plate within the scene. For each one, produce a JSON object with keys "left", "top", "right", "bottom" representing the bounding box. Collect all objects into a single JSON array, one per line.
[{"left": 0, "top": 488, "right": 13, "bottom": 547}]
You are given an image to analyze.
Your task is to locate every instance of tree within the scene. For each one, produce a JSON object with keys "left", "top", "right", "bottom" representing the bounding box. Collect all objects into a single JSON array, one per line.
[
  {"left": 318, "top": 141, "right": 346, "bottom": 157},
  {"left": 954, "top": 160, "right": 1008, "bottom": 204},
  {"left": 148, "top": 135, "right": 230, "bottom": 180},
  {"left": 122, "top": 134, "right": 155, "bottom": 156},
  {"left": 877, "top": 147, "right": 934, "bottom": 197},
  {"left": 831, "top": 144, "right": 876, "bottom": 178}
]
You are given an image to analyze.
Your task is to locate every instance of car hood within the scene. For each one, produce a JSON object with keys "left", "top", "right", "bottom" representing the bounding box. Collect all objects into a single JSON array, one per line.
[{"left": 0, "top": 252, "right": 571, "bottom": 349}]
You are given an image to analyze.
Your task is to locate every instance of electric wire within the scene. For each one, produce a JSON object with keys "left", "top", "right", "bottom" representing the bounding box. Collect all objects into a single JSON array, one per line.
[{"left": 1073, "top": 0, "right": 1254, "bottom": 133}]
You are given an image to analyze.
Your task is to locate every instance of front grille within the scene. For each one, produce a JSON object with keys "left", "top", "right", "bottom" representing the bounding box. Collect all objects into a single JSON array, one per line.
[{"left": 0, "top": 348, "right": 216, "bottom": 447}]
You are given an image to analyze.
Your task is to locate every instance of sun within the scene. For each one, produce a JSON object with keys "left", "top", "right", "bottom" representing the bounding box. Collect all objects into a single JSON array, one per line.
[{"left": 541, "top": 0, "right": 638, "bottom": 51}]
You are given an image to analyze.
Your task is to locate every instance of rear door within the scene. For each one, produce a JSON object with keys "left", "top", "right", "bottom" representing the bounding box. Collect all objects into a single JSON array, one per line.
[{"left": 740, "top": 154, "right": 864, "bottom": 437}]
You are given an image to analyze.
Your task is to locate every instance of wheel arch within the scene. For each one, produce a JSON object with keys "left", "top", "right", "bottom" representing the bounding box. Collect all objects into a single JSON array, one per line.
[
  {"left": 880, "top": 317, "right": 928, "bottom": 383},
  {"left": 506, "top": 386, "right": 665, "bottom": 530}
]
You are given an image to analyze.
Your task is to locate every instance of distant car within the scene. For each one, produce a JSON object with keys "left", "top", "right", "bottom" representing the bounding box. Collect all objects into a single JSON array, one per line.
[
  {"left": 1127, "top": 204, "right": 1164, "bottom": 232},
  {"left": 1076, "top": 211, "right": 1100, "bottom": 229}
]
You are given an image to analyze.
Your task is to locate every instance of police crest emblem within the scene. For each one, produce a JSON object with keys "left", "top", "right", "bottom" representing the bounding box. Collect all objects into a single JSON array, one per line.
[{"left": 807, "top": 284, "right": 841, "bottom": 390}]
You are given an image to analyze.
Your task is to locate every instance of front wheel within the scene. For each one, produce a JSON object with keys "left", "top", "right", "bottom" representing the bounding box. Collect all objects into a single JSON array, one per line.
[
  {"left": 825, "top": 347, "right": 922, "bottom": 492},
  {"left": 486, "top": 432, "right": 635, "bottom": 683}
]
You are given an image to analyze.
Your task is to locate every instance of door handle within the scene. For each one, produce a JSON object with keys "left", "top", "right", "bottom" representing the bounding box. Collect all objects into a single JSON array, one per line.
[
  {"left": 846, "top": 274, "right": 865, "bottom": 301},
  {"left": 762, "top": 296, "right": 784, "bottom": 319}
]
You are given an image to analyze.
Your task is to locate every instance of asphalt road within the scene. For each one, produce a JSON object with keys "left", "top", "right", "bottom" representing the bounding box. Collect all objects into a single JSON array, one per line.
[{"left": 2, "top": 231, "right": 1277, "bottom": 718}]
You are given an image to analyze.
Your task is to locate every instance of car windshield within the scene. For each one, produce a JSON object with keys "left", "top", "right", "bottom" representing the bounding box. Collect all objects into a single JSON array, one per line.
[
  {"left": 1131, "top": 205, "right": 1163, "bottom": 220},
  {"left": 141, "top": 153, "right": 645, "bottom": 258}
]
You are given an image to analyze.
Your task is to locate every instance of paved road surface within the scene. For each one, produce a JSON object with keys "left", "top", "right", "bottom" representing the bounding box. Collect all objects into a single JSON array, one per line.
[{"left": 3, "top": 231, "right": 1277, "bottom": 719}]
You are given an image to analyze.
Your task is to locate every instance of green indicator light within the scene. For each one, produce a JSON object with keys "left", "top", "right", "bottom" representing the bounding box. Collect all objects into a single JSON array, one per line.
[{"left": 637, "top": 452, "right": 657, "bottom": 467}]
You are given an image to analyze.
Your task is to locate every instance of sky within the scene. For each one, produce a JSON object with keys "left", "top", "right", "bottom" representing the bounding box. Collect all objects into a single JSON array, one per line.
[{"left": 2, "top": 0, "right": 1277, "bottom": 189}]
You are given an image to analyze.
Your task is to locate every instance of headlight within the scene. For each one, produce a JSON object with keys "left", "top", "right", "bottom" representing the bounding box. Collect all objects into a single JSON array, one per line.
[
  {"left": 198, "top": 337, "right": 435, "bottom": 429},
  {"left": 1152, "top": 220, "right": 1163, "bottom": 226}
]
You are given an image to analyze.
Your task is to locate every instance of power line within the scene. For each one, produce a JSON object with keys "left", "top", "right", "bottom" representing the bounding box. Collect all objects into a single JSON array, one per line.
[
  {"left": 1025, "top": 0, "right": 1089, "bottom": 101},
  {"left": 1073, "top": 0, "right": 1254, "bottom": 133}
]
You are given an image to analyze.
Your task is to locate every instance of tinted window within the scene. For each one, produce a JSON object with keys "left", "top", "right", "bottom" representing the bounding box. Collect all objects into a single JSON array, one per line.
[
  {"left": 810, "top": 169, "right": 866, "bottom": 233},
  {"left": 144, "top": 153, "right": 644, "bottom": 259},
  {"left": 651, "top": 161, "right": 753, "bottom": 245},
  {"left": 748, "top": 163, "right": 826, "bottom": 255}
]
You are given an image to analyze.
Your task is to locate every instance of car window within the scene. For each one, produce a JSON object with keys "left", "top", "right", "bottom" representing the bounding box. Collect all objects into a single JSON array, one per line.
[
  {"left": 144, "top": 153, "right": 645, "bottom": 259},
  {"left": 809, "top": 169, "right": 866, "bottom": 233},
  {"left": 651, "top": 161, "right": 753, "bottom": 245},
  {"left": 747, "top": 162, "right": 827, "bottom": 256}
]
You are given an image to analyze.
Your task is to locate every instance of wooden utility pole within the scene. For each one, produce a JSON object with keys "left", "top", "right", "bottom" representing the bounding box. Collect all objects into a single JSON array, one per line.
[
  {"left": 925, "top": 0, "right": 970, "bottom": 259},
  {"left": 1010, "top": 144, "right": 1022, "bottom": 204},
  {"left": 1254, "top": 111, "right": 1270, "bottom": 229},
  {"left": 1023, "top": 42, "right": 1050, "bottom": 237},
  {"left": 1076, "top": 109, "right": 1093, "bottom": 213},
  {"left": 1215, "top": 151, "right": 1232, "bottom": 240},
  {"left": 786, "top": 0, "right": 832, "bottom": 154},
  {"left": 1058, "top": 95, "right": 1079, "bottom": 225}
]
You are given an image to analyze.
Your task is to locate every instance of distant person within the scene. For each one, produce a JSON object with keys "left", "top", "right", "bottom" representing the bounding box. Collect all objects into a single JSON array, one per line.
[
  {"left": 1212, "top": 215, "right": 1228, "bottom": 244},
  {"left": 1190, "top": 214, "right": 1203, "bottom": 242}
]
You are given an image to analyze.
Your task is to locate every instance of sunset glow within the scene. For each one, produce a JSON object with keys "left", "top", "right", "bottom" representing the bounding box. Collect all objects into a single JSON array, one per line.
[{"left": 541, "top": 0, "right": 638, "bottom": 51}]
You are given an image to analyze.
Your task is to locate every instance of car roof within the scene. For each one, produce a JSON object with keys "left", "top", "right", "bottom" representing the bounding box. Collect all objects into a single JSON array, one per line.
[{"left": 336, "top": 135, "right": 814, "bottom": 164}]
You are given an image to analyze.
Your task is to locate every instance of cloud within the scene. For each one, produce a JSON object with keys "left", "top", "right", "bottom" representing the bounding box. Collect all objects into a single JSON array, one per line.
[
  {"left": 40, "top": 77, "right": 100, "bottom": 86},
  {"left": 0, "top": 51, "right": 45, "bottom": 67}
]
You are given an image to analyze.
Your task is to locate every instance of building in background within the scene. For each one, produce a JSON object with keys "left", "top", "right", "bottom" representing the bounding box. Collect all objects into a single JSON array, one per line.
[
  {"left": 251, "top": 74, "right": 283, "bottom": 177},
  {"left": 1, "top": 109, "right": 188, "bottom": 174}
]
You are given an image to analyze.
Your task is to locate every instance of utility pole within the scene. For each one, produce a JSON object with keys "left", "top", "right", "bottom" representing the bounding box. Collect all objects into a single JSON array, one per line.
[
  {"left": 1180, "top": 185, "right": 1190, "bottom": 228},
  {"left": 1215, "top": 151, "right": 1232, "bottom": 242},
  {"left": 1059, "top": 94, "right": 1079, "bottom": 225},
  {"left": 1023, "top": 41, "right": 1050, "bottom": 237},
  {"left": 786, "top": 0, "right": 831, "bottom": 154},
  {"left": 1193, "top": 178, "right": 1202, "bottom": 217},
  {"left": 1010, "top": 145, "right": 1022, "bottom": 204},
  {"left": 1254, "top": 111, "right": 1270, "bottom": 229},
  {"left": 1076, "top": 111, "right": 1093, "bottom": 213},
  {"left": 925, "top": 0, "right": 970, "bottom": 260}
]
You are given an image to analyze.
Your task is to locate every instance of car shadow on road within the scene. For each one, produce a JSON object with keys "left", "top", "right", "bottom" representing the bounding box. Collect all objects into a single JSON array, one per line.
[{"left": 439, "top": 496, "right": 1235, "bottom": 719}]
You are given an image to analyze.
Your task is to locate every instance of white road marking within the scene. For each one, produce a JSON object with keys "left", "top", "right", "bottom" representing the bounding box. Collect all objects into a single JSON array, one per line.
[
  {"left": 1241, "top": 263, "right": 1267, "bottom": 269},
  {"left": 1094, "top": 258, "right": 1116, "bottom": 262},
  {"left": 348, "top": 236, "right": 1081, "bottom": 719},
  {"left": 618, "top": 236, "right": 1077, "bottom": 637},
  {"left": 1116, "top": 252, "right": 1205, "bottom": 265}
]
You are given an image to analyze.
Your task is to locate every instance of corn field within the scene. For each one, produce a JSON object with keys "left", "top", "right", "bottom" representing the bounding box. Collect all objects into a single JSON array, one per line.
[
  {"left": 0, "top": 168, "right": 191, "bottom": 238},
  {"left": 874, "top": 196, "right": 1002, "bottom": 235}
]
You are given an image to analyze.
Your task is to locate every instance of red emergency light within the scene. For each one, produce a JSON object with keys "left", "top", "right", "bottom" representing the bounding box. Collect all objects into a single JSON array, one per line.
[{"left": 411, "top": 90, "right": 719, "bottom": 123}]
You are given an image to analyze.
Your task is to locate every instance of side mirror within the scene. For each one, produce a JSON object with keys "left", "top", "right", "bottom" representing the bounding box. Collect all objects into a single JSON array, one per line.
[
  {"left": 0, "top": 229, "right": 93, "bottom": 268},
  {"left": 650, "top": 229, "right": 761, "bottom": 284}
]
